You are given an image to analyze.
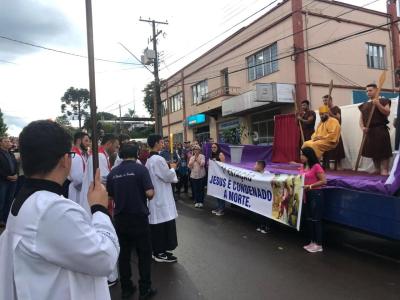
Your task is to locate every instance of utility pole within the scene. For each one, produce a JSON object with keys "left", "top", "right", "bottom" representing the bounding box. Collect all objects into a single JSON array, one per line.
[{"left": 139, "top": 17, "right": 168, "bottom": 136}]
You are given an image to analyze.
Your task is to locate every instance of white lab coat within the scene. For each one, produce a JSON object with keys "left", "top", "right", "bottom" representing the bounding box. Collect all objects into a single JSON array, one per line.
[
  {"left": 0, "top": 191, "right": 119, "bottom": 300},
  {"left": 80, "top": 152, "right": 110, "bottom": 215},
  {"left": 68, "top": 153, "right": 86, "bottom": 203},
  {"left": 146, "top": 154, "right": 178, "bottom": 224}
]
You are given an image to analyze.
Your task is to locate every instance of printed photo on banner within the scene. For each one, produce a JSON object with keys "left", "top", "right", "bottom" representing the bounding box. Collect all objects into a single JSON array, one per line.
[{"left": 271, "top": 174, "right": 303, "bottom": 228}]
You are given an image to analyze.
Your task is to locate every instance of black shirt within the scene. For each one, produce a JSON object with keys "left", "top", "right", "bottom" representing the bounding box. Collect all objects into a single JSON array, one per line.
[{"left": 106, "top": 160, "right": 153, "bottom": 216}]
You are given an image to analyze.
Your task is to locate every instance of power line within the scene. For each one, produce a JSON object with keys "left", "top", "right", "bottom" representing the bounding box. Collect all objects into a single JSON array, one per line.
[
  {"left": 0, "top": 34, "right": 142, "bottom": 65},
  {"left": 162, "top": 0, "right": 381, "bottom": 86}
]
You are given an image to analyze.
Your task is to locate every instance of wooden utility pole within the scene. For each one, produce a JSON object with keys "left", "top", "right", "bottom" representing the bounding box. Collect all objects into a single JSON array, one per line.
[
  {"left": 85, "top": 0, "right": 99, "bottom": 176},
  {"left": 140, "top": 18, "right": 168, "bottom": 136}
]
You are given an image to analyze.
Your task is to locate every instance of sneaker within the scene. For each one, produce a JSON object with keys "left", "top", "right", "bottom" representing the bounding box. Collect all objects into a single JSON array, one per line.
[
  {"left": 198, "top": 203, "right": 204, "bottom": 208},
  {"left": 303, "top": 242, "right": 315, "bottom": 250},
  {"left": 256, "top": 226, "right": 261, "bottom": 232},
  {"left": 108, "top": 279, "right": 118, "bottom": 287},
  {"left": 212, "top": 209, "right": 219, "bottom": 214},
  {"left": 194, "top": 203, "right": 199, "bottom": 208},
  {"left": 121, "top": 286, "right": 136, "bottom": 299},
  {"left": 306, "top": 244, "right": 323, "bottom": 253},
  {"left": 165, "top": 252, "right": 178, "bottom": 261},
  {"left": 139, "top": 287, "right": 158, "bottom": 300},
  {"left": 215, "top": 210, "right": 224, "bottom": 216},
  {"left": 153, "top": 253, "right": 177, "bottom": 263}
]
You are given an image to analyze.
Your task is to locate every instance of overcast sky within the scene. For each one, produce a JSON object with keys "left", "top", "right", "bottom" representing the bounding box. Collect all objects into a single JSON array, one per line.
[{"left": 0, "top": 0, "right": 386, "bottom": 136}]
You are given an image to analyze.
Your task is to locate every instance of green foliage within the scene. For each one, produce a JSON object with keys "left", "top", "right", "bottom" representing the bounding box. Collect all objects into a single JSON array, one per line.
[
  {"left": 55, "top": 115, "right": 76, "bottom": 137},
  {"left": 221, "top": 125, "right": 249, "bottom": 145},
  {"left": 61, "top": 87, "right": 90, "bottom": 129},
  {"left": 143, "top": 81, "right": 154, "bottom": 117},
  {"left": 124, "top": 108, "right": 137, "bottom": 118},
  {"left": 0, "top": 109, "right": 8, "bottom": 136},
  {"left": 129, "top": 125, "right": 155, "bottom": 139},
  {"left": 83, "top": 111, "right": 117, "bottom": 133}
]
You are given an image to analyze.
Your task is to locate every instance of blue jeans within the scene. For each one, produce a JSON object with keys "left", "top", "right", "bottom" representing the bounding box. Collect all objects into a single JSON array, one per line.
[
  {"left": 191, "top": 178, "right": 205, "bottom": 204},
  {"left": 0, "top": 179, "right": 17, "bottom": 223},
  {"left": 216, "top": 198, "right": 225, "bottom": 211},
  {"left": 305, "top": 190, "right": 324, "bottom": 245}
]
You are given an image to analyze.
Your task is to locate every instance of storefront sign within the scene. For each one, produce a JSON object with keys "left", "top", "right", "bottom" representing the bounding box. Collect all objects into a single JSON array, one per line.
[
  {"left": 187, "top": 114, "right": 206, "bottom": 126},
  {"left": 207, "top": 160, "right": 304, "bottom": 230},
  {"left": 256, "top": 83, "right": 295, "bottom": 103}
]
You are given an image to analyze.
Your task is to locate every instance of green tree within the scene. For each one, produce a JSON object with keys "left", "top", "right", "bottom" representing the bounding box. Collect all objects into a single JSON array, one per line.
[
  {"left": 0, "top": 109, "right": 8, "bottom": 136},
  {"left": 55, "top": 115, "right": 75, "bottom": 137},
  {"left": 124, "top": 108, "right": 137, "bottom": 118},
  {"left": 61, "top": 87, "right": 90, "bottom": 129},
  {"left": 84, "top": 111, "right": 117, "bottom": 134},
  {"left": 142, "top": 81, "right": 154, "bottom": 117}
]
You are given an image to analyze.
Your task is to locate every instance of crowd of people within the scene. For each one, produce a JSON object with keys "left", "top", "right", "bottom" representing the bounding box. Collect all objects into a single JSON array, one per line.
[{"left": 0, "top": 81, "right": 397, "bottom": 298}]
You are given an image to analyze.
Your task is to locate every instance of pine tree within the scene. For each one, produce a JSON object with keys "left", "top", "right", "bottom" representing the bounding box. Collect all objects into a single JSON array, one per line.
[{"left": 0, "top": 109, "right": 8, "bottom": 136}]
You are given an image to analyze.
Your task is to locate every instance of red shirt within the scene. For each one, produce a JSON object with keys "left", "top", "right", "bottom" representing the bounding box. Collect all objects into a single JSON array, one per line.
[{"left": 301, "top": 164, "right": 325, "bottom": 188}]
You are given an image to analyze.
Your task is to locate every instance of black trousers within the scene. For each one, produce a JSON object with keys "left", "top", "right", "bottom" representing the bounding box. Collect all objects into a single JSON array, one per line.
[
  {"left": 176, "top": 174, "right": 189, "bottom": 193},
  {"left": 114, "top": 214, "right": 152, "bottom": 293},
  {"left": 305, "top": 190, "right": 324, "bottom": 245}
]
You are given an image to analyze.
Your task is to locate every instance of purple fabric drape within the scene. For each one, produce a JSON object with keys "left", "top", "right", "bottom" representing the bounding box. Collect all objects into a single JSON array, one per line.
[{"left": 202, "top": 143, "right": 272, "bottom": 164}]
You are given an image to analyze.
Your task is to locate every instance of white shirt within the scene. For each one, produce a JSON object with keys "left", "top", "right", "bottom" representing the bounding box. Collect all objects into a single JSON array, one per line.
[
  {"left": 68, "top": 153, "right": 87, "bottom": 203},
  {"left": 80, "top": 152, "right": 110, "bottom": 215},
  {"left": 113, "top": 155, "right": 142, "bottom": 169},
  {"left": 146, "top": 154, "right": 178, "bottom": 224},
  {"left": 0, "top": 190, "right": 119, "bottom": 300}
]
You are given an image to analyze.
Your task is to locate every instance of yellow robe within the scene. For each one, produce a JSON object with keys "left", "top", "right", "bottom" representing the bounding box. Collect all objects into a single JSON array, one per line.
[{"left": 302, "top": 117, "right": 341, "bottom": 159}]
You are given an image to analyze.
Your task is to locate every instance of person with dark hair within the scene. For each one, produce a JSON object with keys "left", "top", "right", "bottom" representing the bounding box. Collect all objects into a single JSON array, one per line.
[
  {"left": 359, "top": 83, "right": 392, "bottom": 175},
  {"left": 80, "top": 133, "right": 120, "bottom": 286},
  {"left": 210, "top": 143, "right": 226, "bottom": 216},
  {"left": 297, "top": 99, "right": 316, "bottom": 141},
  {"left": 114, "top": 138, "right": 142, "bottom": 169},
  {"left": 0, "top": 120, "right": 119, "bottom": 300},
  {"left": 302, "top": 105, "right": 341, "bottom": 159},
  {"left": 322, "top": 95, "right": 345, "bottom": 170},
  {"left": 68, "top": 132, "right": 89, "bottom": 203},
  {"left": 300, "top": 147, "right": 327, "bottom": 253},
  {"left": 107, "top": 144, "right": 156, "bottom": 299},
  {"left": 0, "top": 136, "right": 18, "bottom": 227},
  {"left": 188, "top": 144, "right": 206, "bottom": 208},
  {"left": 145, "top": 134, "right": 179, "bottom": 263},
  {"left": 394, "top": 69, "right": 400, "bottom": 151}
]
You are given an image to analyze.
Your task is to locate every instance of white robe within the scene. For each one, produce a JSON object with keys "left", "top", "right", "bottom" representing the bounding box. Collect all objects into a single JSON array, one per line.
[
  {"left": 80, "top": 152, "right": 110, "bottom": 215},
  {"left": 68, "top": 153, "right": 86, "bottom": 203},
  {"left": 0, "top": 191, "right": 119, "bottom": 300},
  {"left": 146, "top": 154, "right": 178, "bottom": 224}
]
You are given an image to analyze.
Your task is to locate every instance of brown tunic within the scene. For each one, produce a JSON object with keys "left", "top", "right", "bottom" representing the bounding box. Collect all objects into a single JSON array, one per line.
[
  {"left": 300, "top": 110, "right": 316, "bottom": 141},
  {"left": 324, "top": 106, "right": 345, "bottom": 161},
  {"left": 358, "top": 98, "right": 392, "bottom": 159}
]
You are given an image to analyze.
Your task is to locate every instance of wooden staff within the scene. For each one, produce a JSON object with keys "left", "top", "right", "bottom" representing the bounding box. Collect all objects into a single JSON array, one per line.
[
  {"left": 293, "top": 90, "right": 305, "bottom": 144},
  {"left": 328, "top": 80, "right": 334, "bottom": 100},
  {"left": 354, "top": 71, "right": 386, "bottom": 171}
]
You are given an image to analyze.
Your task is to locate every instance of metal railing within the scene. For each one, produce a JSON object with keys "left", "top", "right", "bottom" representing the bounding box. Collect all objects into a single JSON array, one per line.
[{"left": 199, "top": 86, "right": 241, "bottom": 103}]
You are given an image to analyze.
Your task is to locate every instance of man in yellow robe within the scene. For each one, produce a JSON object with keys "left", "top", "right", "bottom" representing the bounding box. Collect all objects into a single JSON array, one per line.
[{"left": 302, "top": 105, "right": 341, "bottom": 159}]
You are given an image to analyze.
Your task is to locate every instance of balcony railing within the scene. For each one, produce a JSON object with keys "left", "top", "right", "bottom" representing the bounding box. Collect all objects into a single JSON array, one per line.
[{"left": 198, "top": 86, "right": 241, "bottom": 104}]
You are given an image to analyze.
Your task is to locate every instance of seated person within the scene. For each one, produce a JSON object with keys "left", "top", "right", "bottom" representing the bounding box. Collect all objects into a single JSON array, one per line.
[{"left": 302, "top": 105, "right": 341, "bottom": 159}]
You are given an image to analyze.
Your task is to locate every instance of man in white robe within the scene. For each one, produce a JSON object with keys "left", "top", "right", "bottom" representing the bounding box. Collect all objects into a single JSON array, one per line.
[
  {"left": 0, "top": 120, "right": 119, "bottom": 300},
  {"left": 68, "top": 132, "right": 90, "bottom": 203},
  {"left": 146, "top": 134, "right": 179, "bottom": 263}
]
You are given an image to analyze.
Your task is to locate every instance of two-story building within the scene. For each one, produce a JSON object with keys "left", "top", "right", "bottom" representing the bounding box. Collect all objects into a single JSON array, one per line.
[{"left": 160, "top": 0, "right": 399, "bottom": 145}]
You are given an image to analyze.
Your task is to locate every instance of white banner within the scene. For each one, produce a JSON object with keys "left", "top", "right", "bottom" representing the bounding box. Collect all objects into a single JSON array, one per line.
[{"left": 207, "top": 160, "right": 305, "bottom": 230}]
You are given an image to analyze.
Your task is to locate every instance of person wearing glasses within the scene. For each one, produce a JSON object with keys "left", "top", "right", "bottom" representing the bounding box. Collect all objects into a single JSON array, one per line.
[
  {"left": 188, "top": 145, "right": 206, "bottom": 208},
  {"left": 0, "top": 120, "right": 119, "bottom": 300}
]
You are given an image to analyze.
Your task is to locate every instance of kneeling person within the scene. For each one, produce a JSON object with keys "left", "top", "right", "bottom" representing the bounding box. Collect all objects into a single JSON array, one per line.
[{"left": 106, "top": 143, "right": 156, "bottom": 299}]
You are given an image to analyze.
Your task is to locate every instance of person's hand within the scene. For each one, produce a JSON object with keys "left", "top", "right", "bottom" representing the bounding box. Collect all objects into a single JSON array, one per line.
[
  {"left": 362, "top": 127, "right": 369, "bottom": 133},
  {"left": 6, "top": 175, "right": 17, "bottom": 181},
  {"left": 297, "top": 115, "right": 302, "bottom": 121},
  {"left": 304, "top": 185, "right": 311, "bottom": 191},
  {"left": 313, "top": 136, "right": 321, "bottom": 141},
  {"left": 372, "top": 97, "right": 380, "bottom": 106},
  {"left": 170, "top": 162, "right": 177, "bottom": 170},
  {"left": 88, "top": 168, "right": 108, "bottom": 208}
]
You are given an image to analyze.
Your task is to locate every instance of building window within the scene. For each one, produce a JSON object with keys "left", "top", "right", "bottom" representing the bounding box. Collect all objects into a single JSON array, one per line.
[
  {"left": 192, "top": 80, "right": 208, "bottom": 104},
  {"left": 169, "top": 92, "right": 183, "bottom": 113},
  {"left": 161, "top": 100, "right": 168, "bottom": 116},
  {"left": 366, "top": 43, "right": 386, "bottom": 69},
  {"left": 247, "top": 43, "right": 278, "bottom": 81}
]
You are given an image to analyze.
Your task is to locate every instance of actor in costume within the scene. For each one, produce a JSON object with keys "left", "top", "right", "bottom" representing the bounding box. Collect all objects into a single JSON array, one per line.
[
  {"left": 0, "top": 120, "right": 119, "bottom": 300},
  {"left": 146, "top": 134, "right": 179, "bottom": 263},
  {"left": 359, "top": 83, "right": 392, "bottom": 175},
  {"left": 302, "top": 105, "right": 341, "bottom": 159},
  {"left": 322, "top": 95, "right": 345, "bottom": 169},
  {"left": 297, "top": 100, "right": 316, "bottom": 141}
]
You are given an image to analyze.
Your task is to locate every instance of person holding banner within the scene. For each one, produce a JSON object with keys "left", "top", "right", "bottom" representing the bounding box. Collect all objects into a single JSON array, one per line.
[
  {"left": 300, "top": 147, "right": 327, "bottom": 253},
  {"left": 358, "top": 83, "right": 392, "bottom": 175},
  {"left": 210, "top": 143, "right": 226, "bottom": 216},
  {"left": 254, "top": 160, "right": 272, "bottom": 234}
]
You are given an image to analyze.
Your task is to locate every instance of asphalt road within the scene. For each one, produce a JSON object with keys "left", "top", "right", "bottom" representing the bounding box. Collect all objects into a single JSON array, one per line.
[{"left": 110, "top": 195, "right": 400, "bottom": 300}]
